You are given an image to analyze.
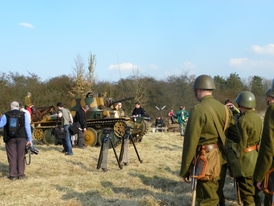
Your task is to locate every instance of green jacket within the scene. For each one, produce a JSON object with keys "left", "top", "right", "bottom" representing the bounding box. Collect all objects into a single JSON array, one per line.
[
  {"left": 179, "top": 95, "right": 241, "bottom": 177},
  {"left": 254, "top": 104, "right": 274, "bottom": 182},
  {"left": 174, "top": 109, "right": 188, "bottom": 124},
  {"left": 237, "top": 110, "right": 262, "bottom": 177}
]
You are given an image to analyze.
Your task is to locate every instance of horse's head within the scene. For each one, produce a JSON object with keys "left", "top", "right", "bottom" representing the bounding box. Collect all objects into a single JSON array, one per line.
[{"left": 49, "top": 105, "right": 56, "bottom": 114}]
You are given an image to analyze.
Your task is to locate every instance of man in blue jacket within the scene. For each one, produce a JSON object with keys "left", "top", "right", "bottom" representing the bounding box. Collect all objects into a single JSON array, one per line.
[{"left": 0, "top": 101, "right": 32, "bottom": 180}]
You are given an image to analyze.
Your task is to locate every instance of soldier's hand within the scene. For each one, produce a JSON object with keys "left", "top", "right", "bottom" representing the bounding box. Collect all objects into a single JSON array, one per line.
[
  {"left": 256, "top": 181, "right": 262, "bottom": 190},
  {"left": 183, "top": 177, "right": 191, "bottom": 184}
]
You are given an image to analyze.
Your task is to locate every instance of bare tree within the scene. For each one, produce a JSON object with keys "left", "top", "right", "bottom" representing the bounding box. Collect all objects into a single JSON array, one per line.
[
  {"left": 69, "top": 54, "right": 92, "bottom": 98},
  {"left": 88, "top": 52, "right": 96, "bottom": 84}
]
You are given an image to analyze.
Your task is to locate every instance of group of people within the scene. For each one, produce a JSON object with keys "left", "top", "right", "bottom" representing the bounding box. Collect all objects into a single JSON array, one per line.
[
  {"left": 179, "top": 74, "right": 274, "bottom": 206},
  {"left": 168, "top": 106, "right": 189, "bottom": 136},
  {"left": 0, "top": 90, "right": 92, "bottom": 180}
]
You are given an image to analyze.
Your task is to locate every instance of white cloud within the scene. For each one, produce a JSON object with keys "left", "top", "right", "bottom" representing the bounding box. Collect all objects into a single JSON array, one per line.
[
  {"left": 229, "top": 58, "right": 249, "bottom": 66},
  {"left": 230, "top": 57, "right": 274, "bottom": 69},
  {"left": 251, "top": 43, "right": 274, "bottom": 55},
  {"left": 183, "top": 61, "right": 197, "bottom": 69},
  {"left": 108, "top": 62, "right": 139, "bottom": 71},
  {"left": 147, "top": 64, "right": 158, "bottom": 70},
  {"left": 19, "top": 22, "right": 34, "bottom": 29}
]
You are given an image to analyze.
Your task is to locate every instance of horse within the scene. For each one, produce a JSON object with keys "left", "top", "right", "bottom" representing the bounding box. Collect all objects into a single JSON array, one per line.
[{"left": 31, "top": 105, "right": 56, "bottom": 122}]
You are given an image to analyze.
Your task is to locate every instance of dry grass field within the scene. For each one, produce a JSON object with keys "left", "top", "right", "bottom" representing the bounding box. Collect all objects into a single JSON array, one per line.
[{"left": 0, "top": 130, "right": 263, "bottom": 206}]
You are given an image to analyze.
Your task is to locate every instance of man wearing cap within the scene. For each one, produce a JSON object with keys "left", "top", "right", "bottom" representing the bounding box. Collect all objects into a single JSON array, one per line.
[
  {"left": 57, "top": 102, "right": 74, "bottom": 155},
  {"left": 74, "top": 105, "right": 89, "bottom": 148},
  {"left": 254, "top": 79, "right": 274, "bottom": 205},
  {"left": 179, "top": 74, "right": 241, "bottom": 206},
  {"left": 24, "top": 92, "right": 33, "bottom": 116},
  {"left": 0, "top": 101, "right": 33, "bottom": 180}
]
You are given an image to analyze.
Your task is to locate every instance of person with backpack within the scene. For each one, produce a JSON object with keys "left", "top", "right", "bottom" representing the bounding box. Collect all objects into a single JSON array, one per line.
[
  {"left": 0, "top": 101, "right": 33, "bottom": 180},
  {"left": 173, "top": 106, "right": 188, "bottom": 136},
  {"left": 57, "top": 102, "right": 74, "bottom": 156}
]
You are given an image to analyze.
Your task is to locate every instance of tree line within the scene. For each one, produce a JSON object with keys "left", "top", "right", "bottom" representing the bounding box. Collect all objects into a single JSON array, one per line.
[{"left": 0, "top": 70, "right": 271, "bottom": 121}]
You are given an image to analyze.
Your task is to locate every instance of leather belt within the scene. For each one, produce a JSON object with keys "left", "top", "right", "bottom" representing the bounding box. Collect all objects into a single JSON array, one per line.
[
  {"left": 202, "top": 143, "right": 218, "bottom": 152},
  {"left": 244, "top": 145, "right": 259, "bottom": 153}
]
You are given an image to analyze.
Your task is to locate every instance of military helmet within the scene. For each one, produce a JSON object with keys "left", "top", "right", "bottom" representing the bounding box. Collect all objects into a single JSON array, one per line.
[
  {"left": 266, "top": 88, "right": 274, "bottom": 98},
  {"left": 235, "top": 91, "right": 256, "bottom": 108},
  {"left": 265, "top": 79, "right": 274, "bottom": 98},
  {"left": 193, "top": 75, "right": 216, "bottom": 90},
  {"left": 271, "top": 79, "right": 274, "bottom": 91}
]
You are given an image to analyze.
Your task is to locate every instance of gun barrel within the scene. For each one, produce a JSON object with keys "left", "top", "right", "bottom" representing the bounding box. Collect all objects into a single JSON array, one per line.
[{"left": 110, "top": 97, "right": 134, "bottom": 106}]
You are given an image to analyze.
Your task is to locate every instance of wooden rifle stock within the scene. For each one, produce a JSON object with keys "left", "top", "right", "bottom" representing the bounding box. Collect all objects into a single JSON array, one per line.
[
  {"left": 236, "top": 181, "right": 242, "bottom": 205},
  {"left": 191, "top": 178, "right": 197, "bottom": 206},
  {"left": 191, "top": 153, "right": 198, "bottom": 206}
]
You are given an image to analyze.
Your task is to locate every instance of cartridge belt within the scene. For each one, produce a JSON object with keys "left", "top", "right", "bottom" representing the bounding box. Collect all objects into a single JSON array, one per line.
[
  {"left": 202, "top": 143, "right": 218, "bottom": 152},
  {"left": 244, "top": 145, "right": 259, "bottom": 153}
]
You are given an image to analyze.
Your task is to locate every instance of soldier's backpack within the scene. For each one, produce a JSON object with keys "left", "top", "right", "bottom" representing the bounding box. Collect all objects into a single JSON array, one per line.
[{"left": 5, "top": 111, "right": 24, "bottom": 137}]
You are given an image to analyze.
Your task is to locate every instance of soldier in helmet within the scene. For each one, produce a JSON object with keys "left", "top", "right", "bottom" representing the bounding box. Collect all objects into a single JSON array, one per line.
[
  {"left": 179, "top": 74, "right": 241, "bottom": 206},
  {"left": 234, "top": 91, "right": 262, "bottom": 206},
  {"left": 254, "top": 79, "right": 274, "bottom": 205}
]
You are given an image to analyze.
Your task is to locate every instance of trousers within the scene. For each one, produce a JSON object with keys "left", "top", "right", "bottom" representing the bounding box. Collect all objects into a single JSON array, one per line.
[{"left": 5, "top": 137, "right": 27, "bottom": 177}]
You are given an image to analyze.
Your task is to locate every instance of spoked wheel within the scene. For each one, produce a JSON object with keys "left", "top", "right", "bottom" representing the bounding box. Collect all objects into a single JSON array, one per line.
[
  {"left": 114, "top": 121, "right": 127, "bottom": 138},
  {"left": 33, "top": 128, "right": 44, "bottom": 141}
]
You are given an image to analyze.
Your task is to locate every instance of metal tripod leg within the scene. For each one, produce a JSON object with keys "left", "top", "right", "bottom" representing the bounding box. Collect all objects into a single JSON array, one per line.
[
  {"left": 129, "top": 135, "right": 143, "bottom": 163},
  {"left": 109, "top": 136, "right": 123, "bottom": 169}
]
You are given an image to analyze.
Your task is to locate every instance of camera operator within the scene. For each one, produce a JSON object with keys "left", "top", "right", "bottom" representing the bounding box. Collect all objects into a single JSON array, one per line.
[
  {"left": 225, "top": 99, "right": 241, "bottom": 121},
  {"left": 0, "top": 101, "right": 33, "bottom": 180}
]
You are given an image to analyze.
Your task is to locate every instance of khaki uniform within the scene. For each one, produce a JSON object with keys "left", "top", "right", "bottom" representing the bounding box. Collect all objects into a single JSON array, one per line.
[
  {"left": 180, "top": 95, "right": 240, "bottom": 206},
  {"left": 254, "top": 104, "right": 274, "bottom": 205},
  {"left": 236, "top": 110, "right": 262, "bottom": 206}
]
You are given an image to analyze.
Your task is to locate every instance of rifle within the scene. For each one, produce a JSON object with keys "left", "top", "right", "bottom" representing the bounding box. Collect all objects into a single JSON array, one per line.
[
  {"left": 191, "top": 152, "right": 199, "bottom": 206},
  {"left": 235, "top": 180, "right": 242, "bottom": 205}
]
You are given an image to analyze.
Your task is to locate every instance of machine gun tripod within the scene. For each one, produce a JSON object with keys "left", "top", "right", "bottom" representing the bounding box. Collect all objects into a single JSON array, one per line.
[
  {"left": 96, "top": 128, "right": 122, "bottom": 172},
  {"left": 118, "top": 125, "right": 143, "bottom": 166}
]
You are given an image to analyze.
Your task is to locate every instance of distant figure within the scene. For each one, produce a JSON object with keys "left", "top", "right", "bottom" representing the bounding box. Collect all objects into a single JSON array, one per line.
[
  {"left": 74, "top": 105, "right": 89, "bottom": 148},
  {"left": 168, "top": 109, "right": 174, "bottom": 124},
  {"left": 24, "top": 92, "right": 33, "bottom": 116},
  {"left": 131, "top": 102, "right": 149, "bottom": 117},
  {"left": 173, "top": 106, "right": 188, "bottom": 136},
  {"left": 57, "top": 102, "right": 74, "bottom": 156},
  {"left": 117, "top": 102, "right": 125, "bottom": 117}
]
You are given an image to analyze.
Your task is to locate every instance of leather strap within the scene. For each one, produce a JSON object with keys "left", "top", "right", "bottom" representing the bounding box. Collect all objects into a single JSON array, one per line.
[
  {"left": 244, "top": 145, "right": 259, "bottom": 153},
  {"left": 204, "top": 103, "right": 228, "bottom": 148},
  {"left": 202, "top": 143, "right": 218, "bottom": 152}
]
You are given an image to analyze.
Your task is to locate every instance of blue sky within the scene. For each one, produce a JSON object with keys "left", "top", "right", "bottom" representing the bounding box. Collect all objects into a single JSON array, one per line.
[{"left": 1, "top": 1, "right": 274, "bottom": 82}]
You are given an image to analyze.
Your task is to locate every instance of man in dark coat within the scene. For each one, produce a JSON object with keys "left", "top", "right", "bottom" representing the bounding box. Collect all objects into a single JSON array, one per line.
[
  {"left": 74, "top": 105, "right": 89, "bottom": 148},
  {"left": 131, "top": 102, "right": 149, "bottom": 117}
]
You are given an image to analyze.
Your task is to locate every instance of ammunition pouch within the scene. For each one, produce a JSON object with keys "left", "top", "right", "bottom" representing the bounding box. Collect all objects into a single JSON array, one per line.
[
  {"left": 262, "top": 168, "right": 274, "bottom": 195},
  {"left": 191, "top": 144, "right": 220, "bottom": 181}
]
